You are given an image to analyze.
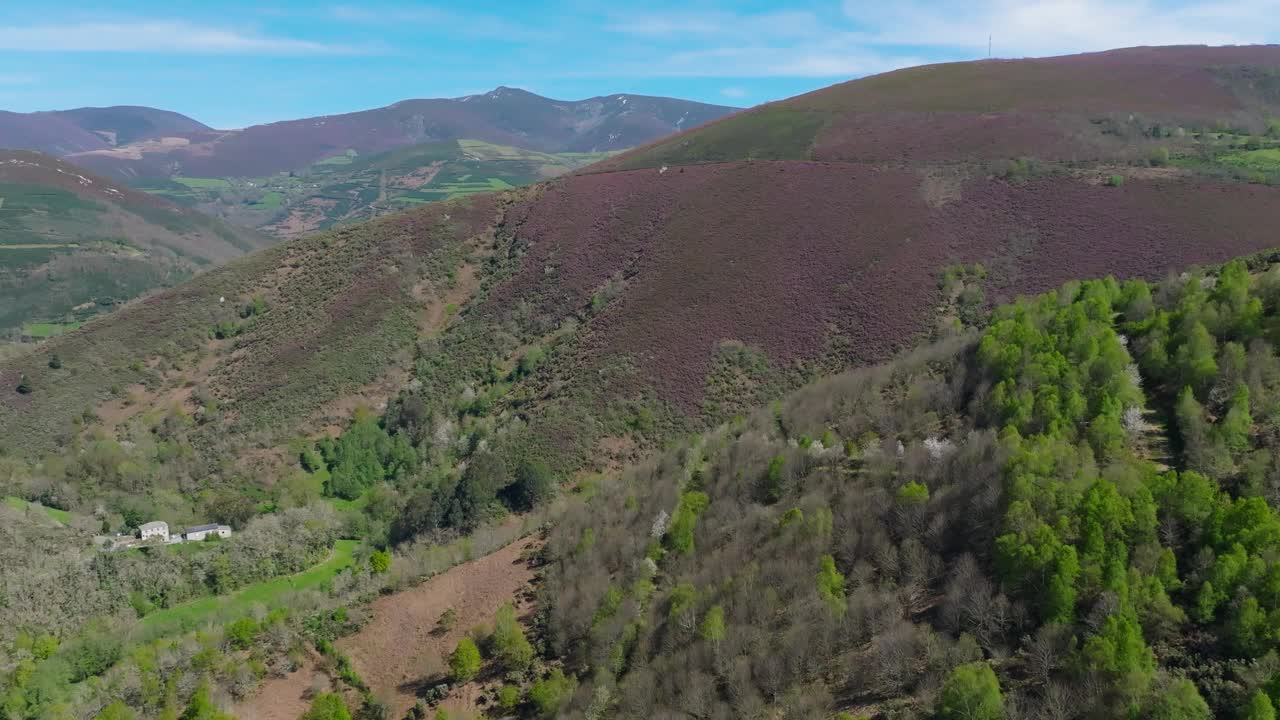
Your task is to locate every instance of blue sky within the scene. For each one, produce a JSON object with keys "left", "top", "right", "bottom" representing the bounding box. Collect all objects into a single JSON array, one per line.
[{"left": 2, "top": 0, "right": 1278, "bottom": 128}]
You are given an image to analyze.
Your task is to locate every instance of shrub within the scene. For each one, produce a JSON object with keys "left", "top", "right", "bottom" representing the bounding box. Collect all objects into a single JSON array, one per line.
[
  {"left": 448, "top": 637, "right": 482, "bottom": 682},
  {"left": 48, "top": 354, "right": 62, "bottom": 370},
  {"left": 64, "top": 632, "right": 122, "bottom": 682},
  {"left": 516, "top": 346, "right": 546, "bottom": 378},
  {"left": 699, "top": 605, "right": 726, "bottom": 642},
  {"left": 438, "top": 607, "right": 457, "bottom": 632},
  {"left": 179, "top": 684, "right": 234, "bottom": 720},
  {"left": 897, "top": 481, "right": 929, "bottom": 505},
  {"left": 1106, "top": 174, "right": 1126, "bottom": 187},
  {"left": 505, "top": 459, "right": 556, "bottom": 511},
  {"left": 489, "top": 603, "right": 534, "bottom": 672},
  {"left": 16, "top": 375, "right": 32, "bottom": 394},
  {"left": 94, "top": 702, "right": 136, "bottom": 720},
  {"left": 816, "top": 555, "right": 846, "bottom": 616},
  {"left": 937, "top": 662, "right": 1003, "bottom": 720},
  {"left": 759, "top": 454, "right": 786, "bottom": 503},
  {"left": 369, "top": 550, "right": 391, "bottom": 574},
  {"left": 1245, "top": 691, "right": 1276, "bottom": 720},
  {"left": 240, "top": 296, "right": 268, "bottom": 319},
  {"left": 529, "top": 668, "right": 577, "bottom": 718},
  {"left": 665, "top": 490, "right": 710, "bottom": 555},
  {"left": 300, "top": 694, "right": 351, "bottom": 720},
  {"left": 497, "top": 685, "right": 521, "bottom": 712},
  {"left": 1149, "top": 147, "right": 1170, "bottom": 167},
  {"left": 224, "top": 617, "right": 260, "bottom": 650}
]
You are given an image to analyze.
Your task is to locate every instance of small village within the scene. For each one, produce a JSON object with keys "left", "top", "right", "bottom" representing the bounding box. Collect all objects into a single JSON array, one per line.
[{"left": 97, "top": 519, "right": 232, "bottom": 551}]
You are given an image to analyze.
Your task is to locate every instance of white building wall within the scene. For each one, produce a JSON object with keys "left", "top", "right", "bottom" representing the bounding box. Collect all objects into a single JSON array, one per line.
[{"left": 140, "top": 523, "right": 169, "bottom": 541}]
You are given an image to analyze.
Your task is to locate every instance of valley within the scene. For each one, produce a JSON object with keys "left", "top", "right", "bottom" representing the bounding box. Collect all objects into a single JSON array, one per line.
[
  {"left": 0, "top": 150, "right": 270, "bottom": 338},
  {"left": 131, "top": 140, "right": 617, "bottom": 237},
  {"left": 6, "top": 42, "right": 1280, "bottom": 720}
]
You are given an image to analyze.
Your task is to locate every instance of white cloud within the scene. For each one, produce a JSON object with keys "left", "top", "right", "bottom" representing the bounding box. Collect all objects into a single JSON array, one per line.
[
  {"left": 0, "top": 20, "right": 359, "bottom": 54},
  {"left": 0, "top": 73, "right": 36, "bottom": 85},
  {"left": 720, "top": 87, "right": 748, "bottom": 98},
  {"left": 601, "top": 1, "right": 1280, "bottom": 82},
  {"left": 603, "top": 43, "right": 924, "bottom": 79},
  {"left": 842, "top": 0, "right": 1280, "bottom": 57}
]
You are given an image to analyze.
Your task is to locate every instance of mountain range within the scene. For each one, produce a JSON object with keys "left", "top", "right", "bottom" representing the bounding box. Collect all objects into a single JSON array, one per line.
[
  {"left": 0, "top": 88, "right": 737, "bottom": 180},
  {"left": 7, "top": 44, "right": 1280, "bottom": 458},
  {"left": 0, "top": 89, "right": 736, "bottom": 332},
  {"left": 7, "top": 44, "right": 1280, "bottom": 720}
]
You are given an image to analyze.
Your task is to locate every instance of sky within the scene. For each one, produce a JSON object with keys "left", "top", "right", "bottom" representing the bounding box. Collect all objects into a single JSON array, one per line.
[{"left": 1, "top": 0, "right": 1279, "bottom": 128}]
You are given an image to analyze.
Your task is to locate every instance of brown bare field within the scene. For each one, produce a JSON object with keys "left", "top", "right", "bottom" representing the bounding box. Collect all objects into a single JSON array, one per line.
[
  {"left": 232, "top": 651, "right": 330, "bottom": 720},
  {"left": 336, "top": 537, "right": 539, "bottom": 718}
]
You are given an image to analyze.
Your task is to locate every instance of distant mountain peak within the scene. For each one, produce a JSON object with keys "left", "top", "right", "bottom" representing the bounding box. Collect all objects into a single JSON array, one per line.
[{"left": 4, "top": 88, "right": 737, "bottom": 178}]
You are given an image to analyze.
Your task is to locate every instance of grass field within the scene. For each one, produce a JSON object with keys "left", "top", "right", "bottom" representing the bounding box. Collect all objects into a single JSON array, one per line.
[
  {"left": 325, "top": 492, "right": 369, "bottom": 512},
  {"left": 135, "top": 539, "right": 358, "bottom": 639},
  {"left": 250, "top": 191, "right": 285, "bottom": 210},
  {"left": 173, "top": 177, "right": 232, "bottom": 190},
  {"left": 4, "top": 496, "right": 72, "bottom": 523},
  {"left": 0, "top": 243, "right": 80, "bottom": 250},
  {"left": 1220, "top": 148, "right": 1280, "bottom": 172},
  {"left": 314, "top": 151, "right": 358, "bottom": 167},
  {"left": 22, "top": 322, "right": 83, "bottom": 338}
]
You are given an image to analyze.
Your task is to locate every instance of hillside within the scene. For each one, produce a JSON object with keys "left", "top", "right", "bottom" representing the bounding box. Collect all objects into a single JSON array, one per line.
[
  {"left": 534, "top": 259, "right": 1280, "bottom": 718},
  {"left": 46, "top": 88, "right": 735, "bottom": 181},
  {"left": 0, "top": 150, "right": 271, "bottom": 337},
  {"left": 601, "top": 45, "right": 1280, "bottom": 171},
  {"left": 5, "top": 46, "right": 1280, "bottom": 466},
  {"left": 0, "top": 106, "right": 209, "bottom": 155}
]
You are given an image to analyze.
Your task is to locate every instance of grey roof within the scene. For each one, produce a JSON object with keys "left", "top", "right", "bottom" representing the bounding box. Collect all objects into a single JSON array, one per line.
[
  {"left": 185, "top": 524, "right": 221, "bottom": 534},
  {"left": 139, "top": 521, "right": 168, "bottom": 531}
]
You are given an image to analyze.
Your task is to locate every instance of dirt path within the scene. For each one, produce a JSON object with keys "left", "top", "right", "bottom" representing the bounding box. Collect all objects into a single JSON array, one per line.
[{"left": 336, "top": 536, "right": 539, "bottom": 718}]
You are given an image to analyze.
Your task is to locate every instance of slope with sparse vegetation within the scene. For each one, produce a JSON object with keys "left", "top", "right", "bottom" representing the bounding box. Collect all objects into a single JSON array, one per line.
[
  {"left": 5, "top": 44, "right": 1280, "bottom": 720},
  {"left": 0, "top": 150, "right": 271, "bottom": 336}
]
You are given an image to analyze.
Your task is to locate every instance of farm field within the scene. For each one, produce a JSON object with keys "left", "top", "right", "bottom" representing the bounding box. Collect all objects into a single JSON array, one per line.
[
  {"left": 173, "top": 176, "right": 231, "bottom": 190},
  {"left": 21, "top": 322, "right": 83, "bottom": 338}
]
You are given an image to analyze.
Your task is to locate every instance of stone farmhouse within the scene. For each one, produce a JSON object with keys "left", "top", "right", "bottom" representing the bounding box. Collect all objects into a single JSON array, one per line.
[
  {"left": 139, "top": 520, "right": 169, "bottom": 541},
  {"left": 134, "top": 520, "right": 232, "bottom": 544},
  {"left": 183, "top": 523, "right": 232, "bottom": 541}
]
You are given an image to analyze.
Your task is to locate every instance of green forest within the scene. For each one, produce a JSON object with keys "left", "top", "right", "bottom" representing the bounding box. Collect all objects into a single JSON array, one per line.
[{"left": 536, "top": 257, "right": 1280, "bottom": 718}]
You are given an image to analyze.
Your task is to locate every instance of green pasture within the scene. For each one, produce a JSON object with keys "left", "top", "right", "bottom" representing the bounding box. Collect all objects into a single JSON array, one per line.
[
  {"left": 22, "top": 322, "right": 83, "bottom": 338},
  {"left": 4, "top": 496, "right": 72, "bottom": 523},
  {"left": 135, "top": 539, "right": 359, "bottom": 638},
  {"left": 172, "top": 177, "right": 232, "bottom": 190}
]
